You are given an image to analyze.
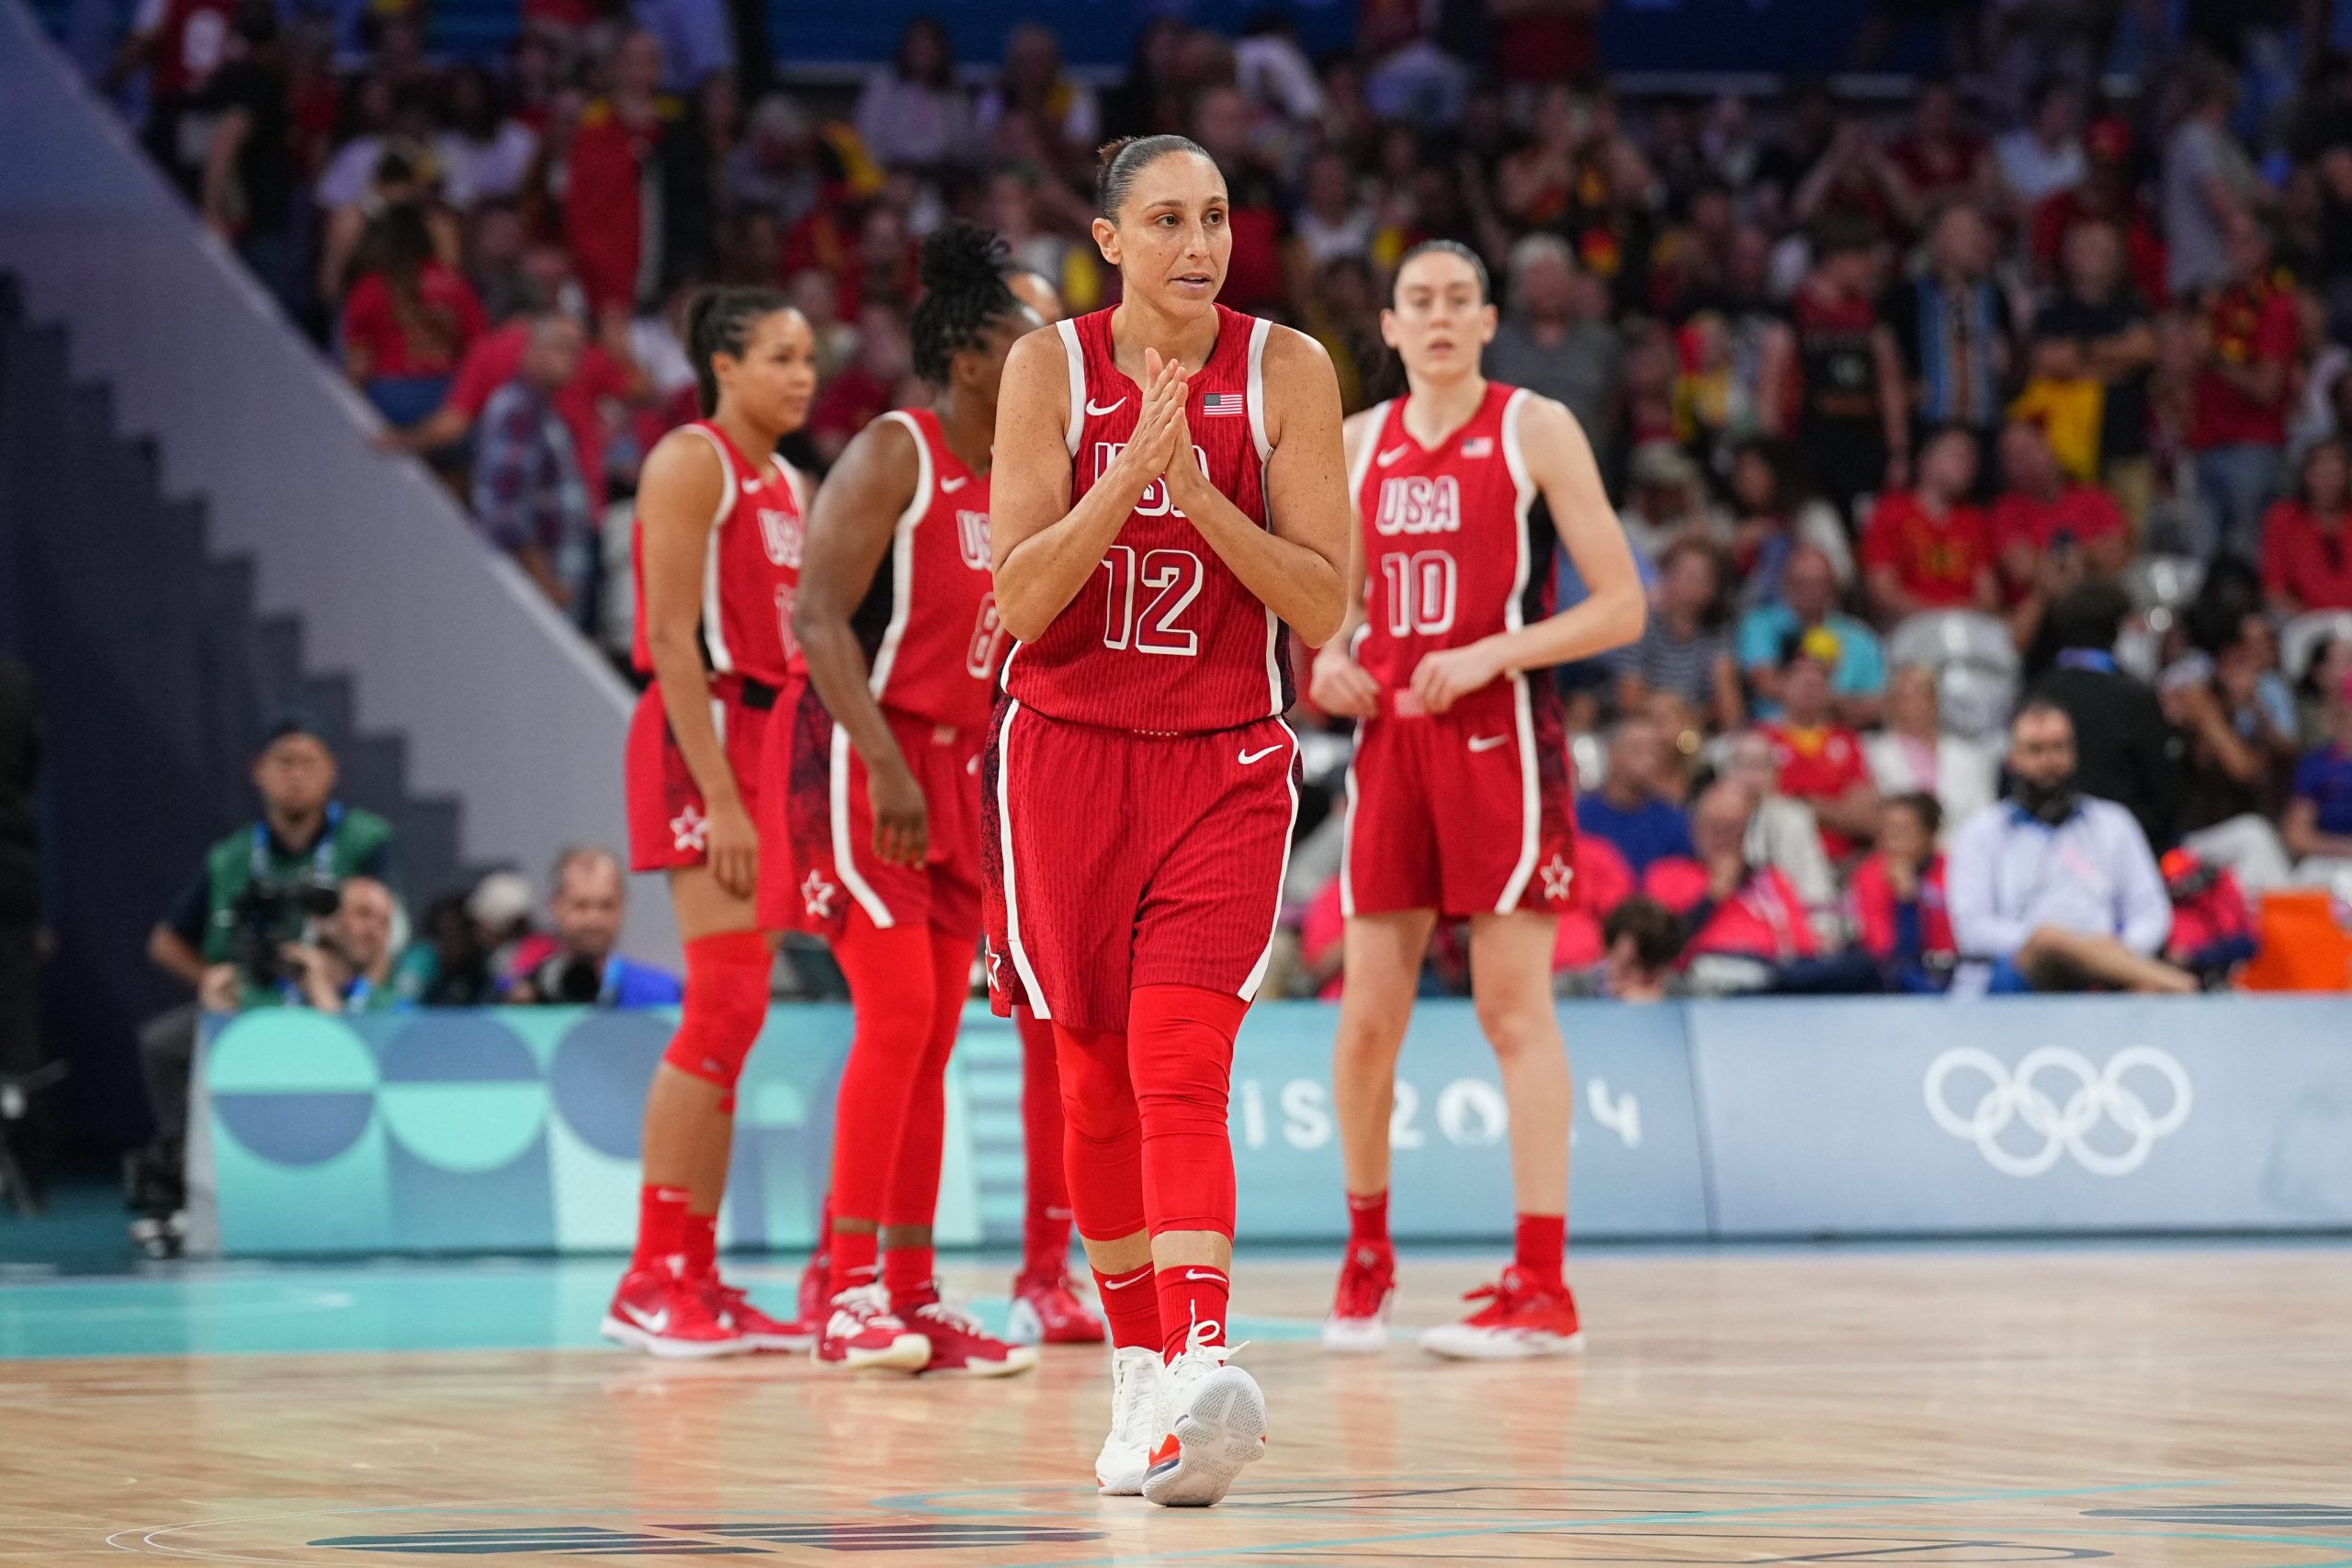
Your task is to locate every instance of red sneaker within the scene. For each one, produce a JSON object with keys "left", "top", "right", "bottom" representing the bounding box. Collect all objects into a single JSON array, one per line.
[
  {"left": 706, "top": 1279, "right": 815, "bottom": 1353},
  {"left": 1005, "top": 1269, "right": 1107, "bottom": 1346},
  {"left": 1417, "top": 1267, "right": 1585, "bottom": 1360},
  {"left": 1321, "top": 1243, "right": 1395, "bottom": 1353},
  {"left": 899, "top": 1289, "right": 1038, "bottom": 1377},
  {"left": 813, "top": 1283, "right": 931, "bottom": 1372},
  {"left": 601, "top": 1264, "right": 744, "bottom": 1359}
]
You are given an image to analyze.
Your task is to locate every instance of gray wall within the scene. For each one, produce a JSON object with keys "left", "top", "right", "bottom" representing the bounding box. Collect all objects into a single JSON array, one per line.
[{"left": 0, "top": 0, "right": 677, "bottom": 966}]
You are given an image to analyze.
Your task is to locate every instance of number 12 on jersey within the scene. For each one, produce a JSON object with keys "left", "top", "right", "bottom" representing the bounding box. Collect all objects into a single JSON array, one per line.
[{"left": 1100, "top": 545, "right": 1203, "bottom": 656}]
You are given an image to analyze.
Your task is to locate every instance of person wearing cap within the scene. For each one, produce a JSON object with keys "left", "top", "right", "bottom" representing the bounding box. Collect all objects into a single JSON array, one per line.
[
  {"left": 146, "top": 716, "right": 399, "bottom": 1017},
  {"left": 1757, "top": 632, "right": 1881, "bottom": 860}
]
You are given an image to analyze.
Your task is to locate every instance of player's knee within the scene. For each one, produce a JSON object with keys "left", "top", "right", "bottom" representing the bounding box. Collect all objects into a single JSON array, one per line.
[
  {"left": 661, "top": 931, "right": 771, "bottom": 1089},
  {"left": 1475, "top": 995, "right": 1562, "bottom": 1062}
]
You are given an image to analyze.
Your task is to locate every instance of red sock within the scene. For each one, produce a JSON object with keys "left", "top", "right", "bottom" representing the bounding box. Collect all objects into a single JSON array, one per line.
[
  {"left": 1018, "top": 1010, "right": 1074, "bottom": 1278},
  {"left": 1515, "top": 1213, "right": 1566, "bottom": 1290},
  {"left": 829, "top": 1227, "right": 878, "bottom": 1296},
  {"left": 1347, "top": 1190, "right": 1390, "bottom": 1249},
  {"left": 1092, "top": 1261, "right": 1161, "bottom": 1351},
  {"left": 1158, "top": 1263, "right": 1230, "bottom": 1362},
  {"left": 883, "top": 1244, "right": 936, "bottom": 1308},
  {"left": 632, "top": 1184, "right": 691, "bottom": 1271},
  {"left": 681, "top": 1211, "right": 718, "bottom": 1280}
]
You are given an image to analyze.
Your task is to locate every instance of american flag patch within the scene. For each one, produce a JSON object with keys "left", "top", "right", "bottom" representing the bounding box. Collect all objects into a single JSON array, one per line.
[
  {"left": 1200, "top": 392, "right": 1245, "bottom": 417},
  {"left": 1461, "top": 436, "right": 1494, "bottom": 457}
]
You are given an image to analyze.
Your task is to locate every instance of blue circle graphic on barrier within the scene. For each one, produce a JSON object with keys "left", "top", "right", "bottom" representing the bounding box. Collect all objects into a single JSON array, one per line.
[
  {"left": 548, "top": 1010, "right": 672, "bottom": 1159},
  {"left": 209, "top": 1014, "right": 379, "bottom": 1167},
  {"left": 379, "top": 1014, "right": 549, "bottom": 1172}
]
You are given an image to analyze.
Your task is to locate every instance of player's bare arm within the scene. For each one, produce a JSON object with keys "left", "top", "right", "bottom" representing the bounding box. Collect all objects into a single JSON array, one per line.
[
  {"left": 1408, "top": 395, "right": 1644, "bottom": 715},
  {"left": 990, "top": 328, "right": 1189, "bottom": 642},
  {"left": 1165, "top": 324, "right": 1350, "bottom": 648},
  {"left": 638, "top": 428, "right": 758, "bottom": 897},
  {"left": 1306, "top": 405, "right": 1385, "bottom": 718},
  {"left": 792, "top": 415, "right": 927, "bottom": 869}
]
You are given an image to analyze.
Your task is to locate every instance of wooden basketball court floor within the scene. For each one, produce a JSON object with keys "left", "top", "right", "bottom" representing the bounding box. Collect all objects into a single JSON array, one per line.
[{"left": 4, "top": 1243, "right": 2351, "bottom": 1565}]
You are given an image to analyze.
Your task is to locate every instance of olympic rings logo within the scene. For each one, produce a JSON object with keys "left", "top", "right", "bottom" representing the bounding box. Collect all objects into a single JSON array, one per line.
[{"left": 1923, "top": 1045, "right": 2194, "bottom": 1178}]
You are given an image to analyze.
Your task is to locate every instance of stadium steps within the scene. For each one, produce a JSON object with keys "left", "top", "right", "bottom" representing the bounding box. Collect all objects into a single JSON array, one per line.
[{"left": 0, "top": 281, "right": 497, "bottom": 917}]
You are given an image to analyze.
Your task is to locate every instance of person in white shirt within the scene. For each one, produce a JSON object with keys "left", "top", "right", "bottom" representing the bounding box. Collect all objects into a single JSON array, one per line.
[
  {"left": 1996, "top": 76, "right": 2086, "bottom": 208},
  {"left": 1946, "top": 701, "right": 2195, "bottom": 995},
  {"left": 1865, "top": 664, "right": 1998, "bottom": 838}
]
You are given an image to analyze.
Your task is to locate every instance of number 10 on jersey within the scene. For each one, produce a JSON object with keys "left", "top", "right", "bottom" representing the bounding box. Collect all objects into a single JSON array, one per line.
[{"left": 1100, "top": 545, "right": 1204, "bottom": 656}]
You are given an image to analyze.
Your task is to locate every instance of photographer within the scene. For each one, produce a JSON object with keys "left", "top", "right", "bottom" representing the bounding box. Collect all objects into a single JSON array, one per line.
[
  {"left": 146, "top": 717, "right": 397, "bottom": 1013},
  {"left": 277, "top": 875, "right": 401, "bottom": 1014},
  {"left": 507, "top": 847, "right": 681, "bottom": 1007}
]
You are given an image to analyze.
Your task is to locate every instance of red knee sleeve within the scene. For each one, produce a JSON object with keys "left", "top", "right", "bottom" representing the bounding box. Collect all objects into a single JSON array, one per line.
[
  {"left": 879, "top": 931, "right": 977, "bottom": 1231},
  {"left": 1054, "top": 1022, "right": 1147, "bottom": 1242},
  {"left": 661, "top": 931, "right": 773, "bottom": 1089},
  {"left": 1129, "top": 984, "right": 1246, "bottom": 1239},
  {"left": 1017, "top": 1009, "right": 1073, "bottom": 1269},
  {"left": 827, "top": 913, "right": 938, "bottom": 1225}
]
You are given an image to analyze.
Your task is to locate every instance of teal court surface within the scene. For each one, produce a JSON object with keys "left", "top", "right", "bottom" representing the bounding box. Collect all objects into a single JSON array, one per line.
[{"left": 5, "top": 1243, "right": 2352, "bottom": 1564}]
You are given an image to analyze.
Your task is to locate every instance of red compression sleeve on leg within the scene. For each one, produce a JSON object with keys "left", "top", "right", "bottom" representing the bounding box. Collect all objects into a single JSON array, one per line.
[
  {"left": 880, "top": 931, "right": 977, "bottom": 1235},
  {"left": 660, "top": 931, "right": 772, "bottom": 1087},
  {"left": 826, "top": 909, "right": 938, "bottom": 1236},
  {"left": 1053, "top": 1022, "right": 1148, "bottom": 1243},
  {"left": 1016, "top": 1009, "right": 1074, "bottom": 1277},
  {"left": 1127, "top": 984, "right": 1247, "bottom": 1239}
]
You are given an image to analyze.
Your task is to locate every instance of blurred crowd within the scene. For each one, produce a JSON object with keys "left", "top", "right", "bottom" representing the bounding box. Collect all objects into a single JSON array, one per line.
[{"left": 101, "top": 0, "right": 2352, "bottom": 998}]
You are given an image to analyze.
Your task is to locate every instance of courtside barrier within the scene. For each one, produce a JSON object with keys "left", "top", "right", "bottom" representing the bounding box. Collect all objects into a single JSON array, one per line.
[{"left": 192, "top": 997, "right": 2352, "bottom": 1256}]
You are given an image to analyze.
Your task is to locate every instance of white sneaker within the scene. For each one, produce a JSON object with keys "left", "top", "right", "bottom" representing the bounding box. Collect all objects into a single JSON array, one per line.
[
  {"left": 1140, "top": 1319, "right": 1266, "bottom": 1508},
  {"left": 1094, "top": 1346, "right": 1162, "bottom": 1495}
]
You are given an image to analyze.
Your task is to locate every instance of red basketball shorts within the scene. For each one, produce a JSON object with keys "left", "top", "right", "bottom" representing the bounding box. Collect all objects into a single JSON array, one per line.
[
  {"left": 623, "top": 677, "right": 775, "bottom": 874},
  {"left": 760, "top": 681, "right": 984, "bottom": 940},
  {"left": 982, "top": 699, "right": 1298, "bottom": 1032},
  {"left": 1341, "top": 682, "right": 1577, "bottom": 919}
]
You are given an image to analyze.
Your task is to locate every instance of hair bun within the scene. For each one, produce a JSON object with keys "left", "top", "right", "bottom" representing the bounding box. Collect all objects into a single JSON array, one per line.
[
  {"left": 919, "top": 220, "right": 1009, "bottom": 293},
  {"left": 1095, "top": 136, "right": 1136, "bottom": 172}
]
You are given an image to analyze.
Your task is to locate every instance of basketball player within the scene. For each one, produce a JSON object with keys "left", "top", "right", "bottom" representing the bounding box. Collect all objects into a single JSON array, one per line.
[
  {"left": 1309, "top": 242, "right": 1644, "bottom": 1359},
  {"left": 605, "top": 288, "right": 818, "bottom": 1359},
  {"left": 769, "top": 225, "right": 1041, "bottom": 1377},
  {"left": 987, "top": 135, "right": 1350, "bottom": 1506}
]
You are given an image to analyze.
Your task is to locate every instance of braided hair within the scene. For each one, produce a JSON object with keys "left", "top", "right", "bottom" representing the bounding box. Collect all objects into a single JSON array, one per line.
[
  {"left": 684, "top": 285, "right": 795, "bottom": 417},
  {"left": 909, "top": 222, "right": 1023, "bottom": 385},
  {"left": 1095, "top": 134, "right": 1212, "bottom": 220}
]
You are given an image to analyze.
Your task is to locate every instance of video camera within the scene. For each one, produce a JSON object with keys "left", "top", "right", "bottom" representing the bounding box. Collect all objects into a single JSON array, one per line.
[{"left": 226, "top": 875, "right": 342, "bottom": 989}]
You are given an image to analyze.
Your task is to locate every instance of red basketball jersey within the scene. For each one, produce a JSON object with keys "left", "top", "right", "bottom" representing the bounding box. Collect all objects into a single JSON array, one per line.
[
  {"left": 1349, "top": 382, "right": 1555, "bottom": 728},
  {"left": 1001, "top": 303, "right": 1287, "bottom": 734},
  {"left": 630, "top": 420, "right": 804, "bottom": 687},
  {"left": 841, "top": 407, "right": 1005, "bottom": 729}
]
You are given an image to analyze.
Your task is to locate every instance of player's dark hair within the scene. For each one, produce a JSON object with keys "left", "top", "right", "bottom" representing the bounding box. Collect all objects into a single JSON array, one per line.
[
  {"left": 1095, "top": 134, "right": 1212, "bottom": 219},
  {"left": 1394, "top": 238, "right": 1490, "bottom": 304},
  {"left": 1889, "top": 791, "right": 1943, "bottom": 841},
  {"left": 910, "top": 222, "right": 1023, "bottom": 385},
  {"left": 685, "top": 285, "right": 795, "bottom": 417}
]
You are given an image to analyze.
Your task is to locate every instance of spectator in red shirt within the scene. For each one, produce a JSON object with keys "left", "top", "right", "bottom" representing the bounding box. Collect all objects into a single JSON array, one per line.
[
  {"left": 562, "top": 30, "right": 712, "bottom": 324},
  {"left": 2189, "top": 227, "right": 2301, "bottom": 564},
  {"left": 1190, "top": 85, "right": 1288, "bottom": 314},
  {"left": 2261, "top": 437, "right": 2352, "bottom": 613},
  {"left": 1844, "top": 792, "right": 1955, "bottom": 992},
  {"left": 1884, "top": 78, "right": 1994, "bottom": 219},
  {"left": 379, "top": 308, "right": 641, "bottom": 510},
  {"left": 1759, "top": 634, "right": 1880, "bottom": 858},
  {"left": 1642, "top": 781, "right": 1821, "bottom": 973},
  {"left": 1990, "top": 419, "right": 2131, "bottom": 649},
  {"left": 341, "top": 205, "right": 488, "bottom": 429},
  {"left": 2030, "top": 118, "right": 2167, "bottom": 306},
  {"left": 805, "top": 304, "right": 912, "bottom": 467},
  {"left": 1862, "top": 425, "right": 1998, "bottom": 624}
]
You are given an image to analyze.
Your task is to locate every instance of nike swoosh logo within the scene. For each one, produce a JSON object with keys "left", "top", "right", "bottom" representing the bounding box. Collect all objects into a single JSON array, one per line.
[
  {"left": 1238, "top": 744, "right": 1284, "bottom": 765},
  {"left": 1375, "top": 444, "right": 1410, "bottom": 468},
  {"left": 1468, "top": 734, "right": 1510, "bottom": 753},
  {"left": 621, "top": 1303, "right": 671, "bottom": 1334},
  {"left": 1182, "top": 1269, "right": 1225, "bottom": 1281},
  {"left": 1102, "top": 1272, "right": 1148, "bottom": 1291},
  {"left": 940, "top": 474, "right": 969, "bottom": 492},
  {"left": 1086, "top": 397, "right": 1128, "bottom": 416}
]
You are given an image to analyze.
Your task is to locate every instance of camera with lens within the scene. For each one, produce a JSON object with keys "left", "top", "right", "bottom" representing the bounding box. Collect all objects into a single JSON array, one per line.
[
  {"left": 226, "top": 875, "right": 343, "bottom": 989},
  {"left": 528, "top": 952, "right": 606, "bottom": 1005}
]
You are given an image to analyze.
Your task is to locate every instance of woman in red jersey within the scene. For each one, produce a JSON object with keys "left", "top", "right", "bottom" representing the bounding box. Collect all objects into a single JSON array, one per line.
[
  {"left": 603, "top": 288, "right": 817, "bottom": 1359},
  {"left": 987, "top": 135, "right": 1350, "bottom": 1508},
  {"left": 1309, "top": 241, "right": 1643, "bottom": 1361},
  {"left": 766, "top": 225, "right": 1048, "bottom": 1378}
]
